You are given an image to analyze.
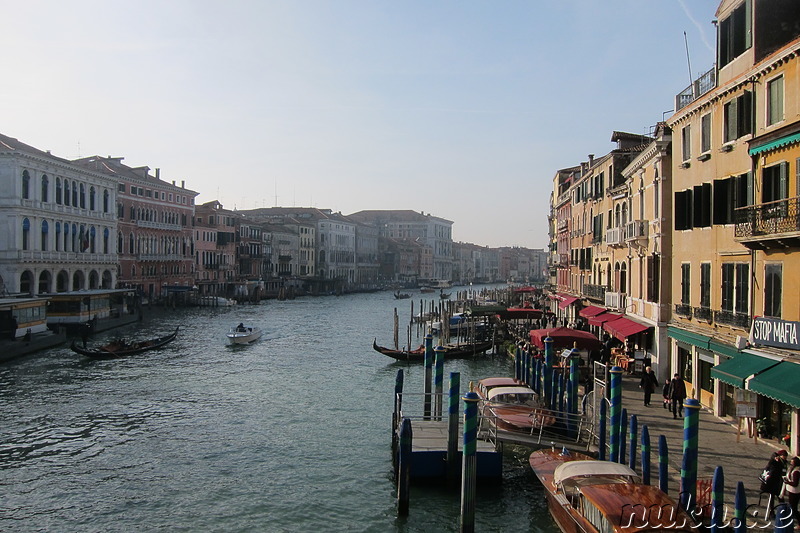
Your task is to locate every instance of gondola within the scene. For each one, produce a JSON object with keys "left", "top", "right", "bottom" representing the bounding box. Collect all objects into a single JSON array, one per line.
[
  {"left": 394, "top": 291, "right": 411, "bottom": 299},
  {"left": 70, "top": 326, "right": 180, "bottom": 359},
  {"left": 372, "top": 338, "right": 493, "bottom": 361}
]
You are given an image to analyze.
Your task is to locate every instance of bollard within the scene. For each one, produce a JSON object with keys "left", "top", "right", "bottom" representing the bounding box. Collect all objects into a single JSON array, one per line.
[
  {"left": 534, "top": 358, "right": 541, "bottom": 395},
  {"left": 447, "top": 372, "right": 461, "bottom": 482},
  {"left": 628, "top": 415, "right": 637, "bottom": 471},
  {"left": 680, "top": 398, "right": 701, "bottom": 513},
  {"left": 658, "top": 435, "right": 669, "bottom": 494},
  {"left": 514, "top": 345, "right": 522, "bottom": 381},
  {"left": 527, "top": 349, "right": 534, "bottom": 388},
  {"left": 641, "top": 425, "right": 650, "bottom": 485},
  {"left": 620, "top": 408, "right": 628, "bottom": 465},
  {"left": 710, "top": 466, "right": 724, "bottom": 533},
  {"left": 598, "top": 399, "right": 607, "bottom": 461},
  {"left": 609, "top": 366, "right": 623, "bottom": 463},
  {"left": 775, "top": 503, "right": 794, "bottom": 533},
  {"left": 543, "top": 337, "right": 554, "bottom": 409},
  {"left": 565, "top": 380, "right": 573, "bottom": 437},
  {"left": 551, "top": 371, "right": 559, "bottom": 414},
  {"left": 460, "top": 387, "right": 480, "bottom": 533},
  {"left": 397, "top": 418, "right": 412, "bottom": 516},
  {"left": 434, "top": 346, "right": 445, "bottom": 420},
  {"left": 734, "top": 481, "right": 746, "bottom": 533},
  {"left": 558, "top": 372, "right": 565, "bottom": 416},
  {"left": 424, "top": 334, "right": 433, "bottom": 419},
  {"left": 392, "top": 369, "right": 405, "bottom": 462},
  {"left": 569, "top": 349, "right": 579, "bottom": 419}
]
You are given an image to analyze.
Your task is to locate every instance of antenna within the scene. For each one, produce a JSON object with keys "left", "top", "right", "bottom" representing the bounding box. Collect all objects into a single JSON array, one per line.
[
  {"left": 684, "top": 31, "right": 694, "bottom": 98},
  {"left": 274, "top": 181, "right": 278, "bottom": 207}
]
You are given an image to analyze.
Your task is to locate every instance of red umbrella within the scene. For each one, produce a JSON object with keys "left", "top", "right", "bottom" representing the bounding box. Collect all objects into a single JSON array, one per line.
[{"left": 529, "top": 326, "right": 602, "bottom": 351}]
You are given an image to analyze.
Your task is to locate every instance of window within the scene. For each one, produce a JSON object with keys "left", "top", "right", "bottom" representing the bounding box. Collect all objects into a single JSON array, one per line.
[
  {"left": 41, "top": 175, "right": 49, "bottom": 202},
  {"left": 79, "top": 183, "right": 86, "bottom": 208},
  {"left": 724, "top": 91, "right": 753, "bottom": 142},
  {"left": 646, "top": 254, "right": 660, "bottom": 302},
  {"left": 681, "top": 263, "right": 691, "bottom": 305},
  {"left": 64, "top": 180, "right": 71, "bottom": 206},
  {"left": 682, "top": 125, "right": 691, "bottom": 162},
  {"left": 22, "top": 170, "right": 30, "bottom": 199},
  {"left": 675, "top": 190, "right": 693, "bottom": 230},
  {"left": 41, "top": 220, "right": 48, "bottom": 251},
  {"left": 767, "top": 76, "right": 784, "bottom": 126},
  {"left": 701, "top": 114, "right": 712, "bottom": 153},
  {"left": 722, "top": 263, "right": 734, "bottom": 312},
  {"left": 700, "top": 263, "right": 711, "bottom": 308},
  {"left": 103, "top": 190, "right": 109, "bottom": 213},
  {"left": 762, "top": 163, "right": 788, "bottom": 204},
  {"left": 722, "top": 262, "right": 750, "bottom": 314},
  {"left": 22, "top": 218, "right": 30, "bottom": 250},
  {"left": 56, "top": 178, "right": 62, "bottom": 204},
  {"left": 118, "top": 183, "right": 125, "bottom": 192},
  {"left": 719, "top": 0, "right": 751, "bottom": 68},
  {"left": 764, "top": 263, "right": 782, "bottom": 318},
  {"left": 693, "top": 183, "right": 712, "bottom": 228}
]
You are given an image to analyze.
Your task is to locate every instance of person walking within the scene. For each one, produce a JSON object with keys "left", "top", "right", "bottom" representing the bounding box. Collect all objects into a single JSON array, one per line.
[
  {"left": 783, "top": 456, "right": 800, "bottom": 518},
  {"left": 761, "top": 450, "right": 788, "bottom": 516},
  {"left": 668, "top": 373, "right": 687, "bottom": 419},
  {"left": 662, "top": 380, "right": 671, "bottom": 409},
  {"left": 639, "top": 366, "right": 659, "bottom": 406}
]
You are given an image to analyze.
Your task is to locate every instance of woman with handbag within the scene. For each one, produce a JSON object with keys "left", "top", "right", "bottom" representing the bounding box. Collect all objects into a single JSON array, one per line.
[
  {"left": 784, "top": 456, "right": 800, "bottom": 518},
  {"left": 761, "top": 450, "right": 788, "bottom": 516}
]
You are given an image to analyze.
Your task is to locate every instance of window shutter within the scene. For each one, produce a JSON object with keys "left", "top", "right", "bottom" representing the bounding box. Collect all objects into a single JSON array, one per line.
[{"left": 780, "top": 161, "right": 788, "bottom": 199}]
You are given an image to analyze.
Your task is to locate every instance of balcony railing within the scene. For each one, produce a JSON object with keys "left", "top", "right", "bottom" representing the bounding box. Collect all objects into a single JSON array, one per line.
[
  {"left": 693, "top": 306, "right": 712, "bottom": 322},
  {"left": 606, "top": 226, "right": 624, "bottom": 246},
  {"left": 674, "top": 304, "right": 693, "bottom": 318},
  {"left": 625, "top": 220, "right": 649, "bottom": 241},
  {"left": 714, "top": 310, "right": 751, "bottom": 330},
  {"left": 734, "top": 197, "right": 800, "bottom": 245},
  {"left": 583, "top": 284, "right": 608, "bottom": 301},
  {"left": 675, "top": 67, "right": 717, "bottom": 111},
  {"left": 605, "top": 291, "right": 626, "bottom": 310}
]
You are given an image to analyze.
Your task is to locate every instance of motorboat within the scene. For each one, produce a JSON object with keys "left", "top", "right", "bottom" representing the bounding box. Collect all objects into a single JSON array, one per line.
[
  {"left": 476, "top": 378, "right": 554, "bottom": 434},
  {"left": 529, "top": 449, "right": 697, "bottom": 533},
  {"left": 227, "top": 323, "right": 262, "bottom": 344}
]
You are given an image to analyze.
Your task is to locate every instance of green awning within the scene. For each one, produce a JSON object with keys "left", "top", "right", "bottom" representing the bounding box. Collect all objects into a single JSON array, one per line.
[
  {"left": 667, "top": 326, "right": 711, "bottom": 349},
  {"left": 709, "top": 339, "right": 741, "bottom": 359},
  {"left": 710, "top": 352, "right": 779, "bottom": 388},
  {"left": 749, "top": 131, "right": 800, "bottom": 156},
  {"left": 748, "top": 362, "right": 800, "bottom": 409}
]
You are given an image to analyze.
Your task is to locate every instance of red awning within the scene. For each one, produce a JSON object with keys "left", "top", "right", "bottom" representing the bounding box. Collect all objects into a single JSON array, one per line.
[
  {"left": 500, "top": 308, "right": 544, "bottom": 320},
  {"left": 557, "top": 296, "right": 579, "bottom": 309},
  {"left": 579, "top": 305, "right": 607, "bottom": 318},
  {"left": 588, "top": 312, "right": 622, "bottom": 327},
  {"left": 603, "top": 316, "right": 652, "bottom": 342},
  {"left": 529, "top": 326, "right": 602, "bottom": 350}
]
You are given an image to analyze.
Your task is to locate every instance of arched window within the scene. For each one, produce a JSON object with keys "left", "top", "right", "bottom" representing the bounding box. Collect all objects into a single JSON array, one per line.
[
  {"left": 22, "top": 170, "right": 30, "bottom": 199},
  {"left": 90, "top": 226, "right": 96, "bottom": 253},
  {"left": 72, "top": 223, "right": 78, "bottom": 252},
  {"left": 117, "top": 231, "right": 123, "bottom": 253},
  {"left": 79, "top": 183, "right": 86, "bottom": 208},
  {"left": 89, "top": 186, "right": 96, "bottom": 210},
  {"left": 56, "top": 178, "right": 62, "bottom": 204},
  {"left": 64, "top": 180, "right": 71, "bottom": 206},
  {"left": 72, "top": 182, "right": 78, "bottom": 206},
  {"left": 130, "top": 205, "right": 135, "bottom": 220},
  {"left": 103, "top": 190, "right": 109, "bottom": 213},
  {"left": 55, "top": 222, "right": 61, "bottom": 251},
  {"left": 41, "top": 220, "right": 48, "bottom": 251},
  {"left": 22, "top": 218, "right": 30, "bottom": 250},
  {"left": 41, "top": 174, "right": 49, "bottom": 202},
  {"left": 63, "top": 222, "right": 69, "bottom": 251},
  {"left": 129, "top": 233, "right": 135, "bottom": 254},
  {"left": 103, "top": 228, "right": 109, "bottom": 254}
]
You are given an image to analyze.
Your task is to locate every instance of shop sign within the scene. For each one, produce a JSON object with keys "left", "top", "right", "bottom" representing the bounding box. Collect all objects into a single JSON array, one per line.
[
  {"left": 735, "top": 389, "right": 757, "bottom": 418},
  {"left": 751, "top": 317, "right": 800, "bottom": 350}
]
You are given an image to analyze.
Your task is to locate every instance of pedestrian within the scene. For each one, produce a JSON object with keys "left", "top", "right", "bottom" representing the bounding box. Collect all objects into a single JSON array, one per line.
[
  {"left": 668, "top": 373, "right": 687, "bottom": 419},
  {"left": 761, "top": 450, "right": 788, "bottom": 515},
  {"left": 639, "top": 366, "right": 659, "bottom": 406},
  {"left": 662, "top": 380, "right": 670, "bottom": 410},
  {"left": 783, "top": 456, "right": 800, "bottom": 518}
]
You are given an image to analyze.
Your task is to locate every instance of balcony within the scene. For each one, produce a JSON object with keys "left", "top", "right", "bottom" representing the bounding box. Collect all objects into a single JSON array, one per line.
[
  {"left": 675, "top": 67, "right": 717, "bottom": 111},
  {"left": 674, "top": 304, "right": 692, "bottom": 318},
  {"left": 583, "top": 284, "right": 608, "bottom": 301},
  {"left": 734, "top": 197, "right": 800, "bottom": 250},
  {"left": 557, "top": 219, "right": 569, "bottom": 232},
  {"left": 625, "top": 220, "right": 649, "bottom": 242},
  {"left": 714, "top": 310, "right": 751, "bottom": 330},
  {"left": 604, "top": 291, "right": 626, "bottom": 310},
  {"left": 606, "top": 226, "right": 624, "bottom": 246},
  {"left": 693, "top": 306, "right": 712, "bottom": 322}
]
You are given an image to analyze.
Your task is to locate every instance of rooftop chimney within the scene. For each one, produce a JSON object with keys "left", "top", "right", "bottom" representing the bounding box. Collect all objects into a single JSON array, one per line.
[
  {"left": 156, "top": 168, "right": 160, "bottom": 180},
  {"left": 588, "top": 154, "right": 594, "bottom": 166},
  {"left": 181, "top": 180, "right": 185, "bottom": 189}
]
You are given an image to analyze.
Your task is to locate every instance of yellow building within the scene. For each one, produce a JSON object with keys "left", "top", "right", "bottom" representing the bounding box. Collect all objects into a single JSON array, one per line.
[{"left": 666, "top": 0, "right": 800, "bottom": 451}]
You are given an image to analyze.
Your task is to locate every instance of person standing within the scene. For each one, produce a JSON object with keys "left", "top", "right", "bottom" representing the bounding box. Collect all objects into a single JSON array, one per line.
[
  {"left": 783, "top": 456, "right": 800, "bottom": 518},
  {"left": 639, "top": 366, "right": 659, "bottom": 406},
  {"left": 668, "top": 373, "right": 687, "bottom": 419},
  {"left": 662, "top": 380, "right": 671, "bottom": 409},
  {"left": 761, "top": 450, "right": 788, "bottom": 516}
]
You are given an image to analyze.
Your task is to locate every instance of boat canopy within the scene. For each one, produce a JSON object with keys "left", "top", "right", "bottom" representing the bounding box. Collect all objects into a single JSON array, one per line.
[
  {"left": 553, "top": 461, "right": 638, "bottom": 486},
  {"left": 486, "top": 386, "right": 536, "bottom": 400}
]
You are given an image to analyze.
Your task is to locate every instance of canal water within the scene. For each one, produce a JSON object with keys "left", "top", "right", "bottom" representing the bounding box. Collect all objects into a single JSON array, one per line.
[{"left": 0, "top": 290, "right": 558, "bottom": 532}]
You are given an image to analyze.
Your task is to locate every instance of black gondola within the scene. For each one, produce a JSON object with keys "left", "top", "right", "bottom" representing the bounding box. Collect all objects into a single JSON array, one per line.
[
  {"left": 70, "top": 327, "right": 180, "bottom": 359},
  {"left": 372, "top": 338, "right": 492, "bottom": 361}
]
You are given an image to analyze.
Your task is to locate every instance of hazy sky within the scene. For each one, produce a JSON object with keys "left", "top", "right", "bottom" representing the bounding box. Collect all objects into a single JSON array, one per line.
[{"left": 1, "top": 0, "right": 718, "bottom": 248}]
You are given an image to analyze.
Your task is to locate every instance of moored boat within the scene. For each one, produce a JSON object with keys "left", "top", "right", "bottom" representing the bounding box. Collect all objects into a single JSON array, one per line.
[
  {"left": 393, "top": 291, "right": 411, "bottom": 299},
  {"left": 476, "top": 378, "right": 555, "bottom": 434},
  {"left": 372, "top": 338, "right": 492, "bottom": 361},
  {"left": 227, "top": 323, "right": 262, "bottom": 344},
  {"left": 70, "top": 326, "right": 180, "bottom": 359},
  {"left": 529, "top": 449, "right": 697, "bottom": 533}
]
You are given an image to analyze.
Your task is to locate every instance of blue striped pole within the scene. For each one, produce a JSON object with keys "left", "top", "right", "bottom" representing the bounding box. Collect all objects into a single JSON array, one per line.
[
  {"left": 558, "top": 372, "right": 565, "bottom": 416},
  {"left": 680, "top": 398, "right": 701, "bottom": 512},
  {"left": 392, "top": 369, "right": 405, "bottom": 463},
  {"left": 543, "top": 337, "right": 554, "bottom": 409},
  {"left": 658, "top": 435, "right": 669, "bottom": 494},
  {"left": 734, "top": 481, "right": 746, "bottom": 533},
  {"left": 460, "top": 387, "right": 480, "bottom": 533},
  {"left": 569, "top": 350, "right": 579, "bottom": 418},
  {"left": 775, "top": 503, "right": 794, "bottom": 533},
  {"left": 447, "top": 372, "right": 461, "bottom": 481},
  {"left": 609, "top": 366, "right": 623, "bottom": 463},
  {"left": 514, "top": 345, "right": 522, "bottom": 381},
  {"left": 434, "top": 346, "right": 445, "bottom": 419},
  {"left": 565, "top": 380, "right": 574, "bottom": 437},
  {"left": 551, "top": 371, "right": 559, "bottom": 413},
  {"left": 710, "top": 466, "right": 724, "bottom": 533},
  {"left": 397, "top": 418, "right": 412, "bottom": 515},
  {"left": 424, "top": 334, "right": 433, "bottom": 419},
  {"left": 598, "top": 399, "right": 607, "bottom": 461},
  {"left": 527, "top": 349, "right": 534, "bottom": 387},
  {"left": 628, "top": 415, "right": 638, "bottom": 471},
  {"left": 620, "top": 408, "right": 628, "bottom": 465},
  {"left": 641, "top": 425, "right": 651, "bottom": 485},
  {"left": 534, "top": 358, "right": 541, "bottom": 394}
]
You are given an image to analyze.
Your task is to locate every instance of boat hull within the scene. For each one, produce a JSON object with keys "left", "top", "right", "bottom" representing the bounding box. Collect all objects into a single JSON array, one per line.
[{"left": 227, "top": 328, "right": 262, "bottom": 344}]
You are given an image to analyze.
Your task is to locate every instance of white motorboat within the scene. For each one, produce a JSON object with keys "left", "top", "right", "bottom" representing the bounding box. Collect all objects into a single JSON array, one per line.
[{"left": 227, "top": 323, "right": 262, "bottom": 344}]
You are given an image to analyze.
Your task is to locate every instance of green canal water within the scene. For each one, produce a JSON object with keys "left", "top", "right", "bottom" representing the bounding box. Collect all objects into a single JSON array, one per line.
[{"left": 0, "top": 290, "right": 559, "bottom": 532}]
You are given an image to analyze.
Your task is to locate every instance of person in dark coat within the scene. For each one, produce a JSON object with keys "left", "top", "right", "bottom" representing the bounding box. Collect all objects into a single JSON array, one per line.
[
  {"left": 662, "top": 380, "right": 671, "bottom": 409},
  {"left": 639, "top": 366, "right": 659, "bottom": 406},
  {"left": 761, "top": 450, "right": 788, "bottom": 514},
  {"left": 668, "top": 374, "right": 687, "bottom": 419}
]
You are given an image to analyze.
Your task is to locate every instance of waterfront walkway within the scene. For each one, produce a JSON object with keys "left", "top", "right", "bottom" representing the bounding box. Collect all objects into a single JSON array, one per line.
[{"left": 617, "top": 372, "right": 787, "bottom": 521}]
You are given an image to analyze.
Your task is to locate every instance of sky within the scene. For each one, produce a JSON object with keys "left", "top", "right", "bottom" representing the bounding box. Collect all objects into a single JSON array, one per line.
[{"left": 0, "top": 0, "right": 719, "bottom": 249}]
